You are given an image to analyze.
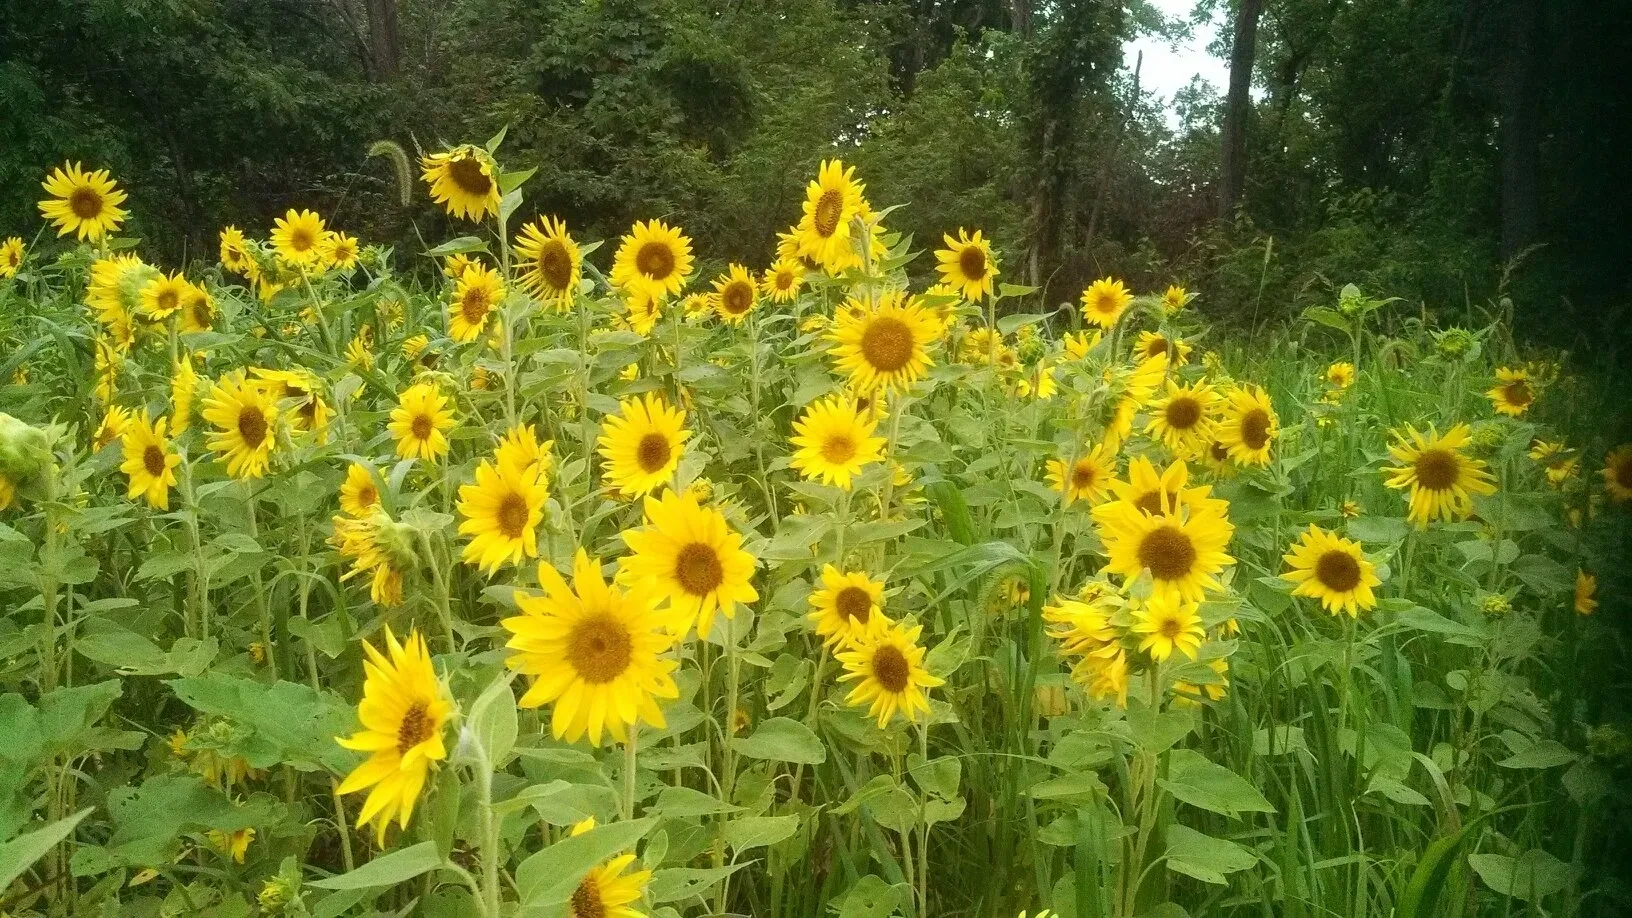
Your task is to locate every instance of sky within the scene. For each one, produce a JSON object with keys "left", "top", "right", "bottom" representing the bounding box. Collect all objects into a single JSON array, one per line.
[{"left": 1123, "top": 0, "right": 1228, "bottom": 119}]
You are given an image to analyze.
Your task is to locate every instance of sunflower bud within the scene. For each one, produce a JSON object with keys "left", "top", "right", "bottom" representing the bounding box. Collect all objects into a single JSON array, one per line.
[
  {"left": 1589, "top": 724, "right": 1632, "bottom": 762},
  {"left": 0, "top": 413, "right": 52, "bottom": 481},
  {"left": 1479, "top": 594, "right": 1511, "bottom": 616},
  {"left": 1435, "top": 327, "right": 1475, "bottom": 359}
]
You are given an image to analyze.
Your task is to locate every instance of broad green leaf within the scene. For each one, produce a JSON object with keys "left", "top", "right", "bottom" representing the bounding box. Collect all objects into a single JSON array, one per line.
[
  {"left": 724, "top": 814, "right": 799, "bottom": 852},
  {"left": 647, "top": 865, "right": 745, "bottom": 904},
  {"left": 652, "top": 786, "right": 741, "bottom": 819},
  {"left": 732, "top": 717, "right": 825, "bottom": 765},
  {"left": 834, "top": 874, "right": 909, "bottom": 918},
  {"left": 467, "top": 673, "right": 518, "bottom": 766},
  {"left": 1497, "top": 739, "right": 1576, "bottom": 770},
  {"left": 514, "top": 817, "right": 655, "bottom": 906},
  {"left": 1164, "top": 825, "right": 1258, "bottom": 884},
  {"left": 1158, "top": 749, "right": 1275, "bottom": 817},
  {"left": 1468, "top": 850, "right": 1578, "bottom": 902},
  {"left": 0, "top": 808, "right": 91, "bottom": 890},
  {"left": 168, "top": 673, "right": 356, "bottom": 772},
  {"left": 310, "top": 841, "right": 443, "bottom": 890}
]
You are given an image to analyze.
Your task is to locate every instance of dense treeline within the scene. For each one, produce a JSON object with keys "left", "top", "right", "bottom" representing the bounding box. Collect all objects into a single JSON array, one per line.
[{"left": 1, "top": 0, "right": 1626, "bottom": 342}]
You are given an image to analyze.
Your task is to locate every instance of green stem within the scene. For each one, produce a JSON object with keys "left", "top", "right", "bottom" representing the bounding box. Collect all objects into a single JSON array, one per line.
[
  {"left": 243, "top": 482, "right": 278, "bottom": 676},
  {"left": 623, "top": 728, "right": 639, "bottom": 821}
]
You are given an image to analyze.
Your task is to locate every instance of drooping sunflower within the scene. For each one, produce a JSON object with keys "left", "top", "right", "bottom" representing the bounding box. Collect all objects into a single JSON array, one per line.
[
  {"left": 335, "top": 628, "right": 452, "bottom": 844},
  {"left": 331, "top": 510, "right": 413, "bottom": 606},
  {"left": 420, "top": 145, "right": 502, "bottom": 222},
  {"left": 1102, "top": 352, "right": 1167, "bottom": 452},
  {"left": 219, "top": 226, "right": 252, "bottom": 275},
  {"left": 828, "top": 292, "right": 938, "bottom": 395},
  {"left": 270, "top": 209, "right": 327, "bottom": 269},
  {"left": 1133, "top": 331, "right": 1193, "bottom": 364},
  {"left": 1146, "top": 379, "right": 1220, "bottom": 454},
  {"left": 619, "top": 490, "right": 759, "bottom": 638},
  {"left": 1575, "top": 569, "right": 1598, "bottom": 616},
  {"left": 934, "top": 228, "right": 999, "bottom": 301},
  {"left": 1062, "top": 330, "right": 1100, "bottom": 361},
  {"left": 179, "top": 283, "right": 215, "bottom": 335},
  {"left": 1080, "top": 277, "right": 1134, "bottom": 328},
  {"left": 458, "top": 457, "right": 550, "bottom": 574},
  {"left": 788, "top": 394, "right": 887, "bottom": 490},
  {"left": 808, "top": 565, "right": 889, "bottom": 650},
  {"left": 712, "top": 264, "right": 759, "bottom": 324},
  {"left": 448, "top": 263, "right": 504, "bottom": 343},
  {"left": 1045, "top": 442, "right": 1117, "bottom": 507},
  {"left": 1382, "top": 423, "right": 1497, "bottom": 526},
  {"left": 39, "top": 162, "right": 128, "bottom": 241},
  {"left": 1172, "top": 657, "right": 1231, "bottom": 706},
  {"left": 1, "top": 237, "right": 24, "bottom": 278},
  {"left": 339, "top": 462, "right": 381, "bottom": 518},
  {"left": 611, "top": 219, "right": 694, "bottom": 301},
  {"left": 94, "top": 404, "right": 133, "bottom": 449},
  {"left": 836, "top": 621, "right": 944, "bottom": 728},
  {"left": 388, "top": 383, "right": 456, "bottom": 462},
  {"left": 201, "top": 372, "right": 278, "bottom": 479},
  {"left": 1129, "top": 595, "right": 1206, "bottom": 661},
  {"left": 1096, "top": 502, "right": 1235, "bottom": 604},
  {"left": 1215, "top": 384, "right": 1279, "bottom": 466},
  {"left": 1282, "top": 525, "right": 1383, "bottom": 616},
  {"left": 251, "top": 368, "right": 331, "bottom": 441},
  {"left": 119, "top": 413, "right": 181, "bottom": 510},
  {"left": 170, "top": 356, "right": 199, "bottom": 434},
  {"left": 321, "top": 231, "right": 360, "bottom": 271},
  {"left": 503, "top": 550, "right": 679, "bottom": 746},
  {"left": 796, "top": 159, "right": 866, "bottom": 272},
  {"left": 1602, "top": 444, "right": 1632, "bottom": 502},
  {"left": 563, "top": 817, "right": 653, "bottom": 918},
  {"left": 598, "top": 393, "right": 690, "bottom": 498},
  {"left": 514, "top": 216, "right": 582, "bottom": 309},
  {"left": 496, "top": 423, "right": 554, "bottom": 479},
  {"left": 762, "top": 257, "right": 806, "bottom": 303},
  {"left": 1486, "top": 367, "right": 1535, "bottom": 417}
]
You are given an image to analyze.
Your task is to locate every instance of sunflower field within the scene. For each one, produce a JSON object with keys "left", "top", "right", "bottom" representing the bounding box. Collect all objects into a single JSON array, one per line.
[{"left": 0, "top": 139, "right": 1629, "bottom": 918}]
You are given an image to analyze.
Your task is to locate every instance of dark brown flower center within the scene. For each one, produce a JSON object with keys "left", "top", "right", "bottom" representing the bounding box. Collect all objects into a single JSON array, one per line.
[
  {"left": 1070, "top": 460, "right": 1099, "bottom": 490},
  {"left": 674, "top": 542, "right": 724, "bottom": 596},
  {"left": 289, "top": 228, "right": 315, "bottom": 253},
  {"left": 635, "top": 241, "right": 675, "bottom": 279},
  {"left": 1616, "top": 457, "right": 1632, "bottom": 488},
  {"left": 958, "top": 245, "right": 986, "bottom": 280},
  {"left": 636, "top": 432, "right": 672, "bottom": 474},
  {"left": 1502, "top": 380, "right": 1532, "bottom": 407},
  {"left": 567, "top": 615, "right": 633, "bottom": 684},
  {"left": 835, "top": 586, "right": 872, "bottom": 624},
  {"left": 411, "top": 413, "right": 433, "bottom": 441},
  {"left": 1145, "top": 337, "right": 1169, "bottom": 359},
  {"left": 721, "top": 281, "right": 754, "bottom": 315},
  {"left": 356, "top": 483, "right": 378, "bottom": 509},
  {"left": 1315, "top": 549, "right": 1362, "bottom": 592},
  {"left": 1138, "top": 525, "right": 1197, "bottom": 581},
  {"left": 1164, "top": 397, "right": 1202, "bottom": 431},
  {"left": 460, "top": 286, "right": 492, "bottom": 324},
  {"left": 142, "top": 445, "right": 166, "bottom": 478},
  {"left": 1414, "top": 448, "right": 1459, "bottom": 490},
  {"left": 1159, "top": 614, "right": 1185, "bottom": 639},
  {"left": 237, "top": 406, "right": 268, "bottom": 448},
  {"left": 448, "top": 156, "right": 493, "bottom": 196},
  {"left": 157, "top": 289, "right": 179, "bottom": 312},
  {"left": 859, "top": 316, "right": 914, "bottom": 373},
  {"left": 1134, "top": 490, "right": 1168, "bottom": 516},
  {"left": 813, "top": 190, "right": 844, "bottom": 238},
  {"left": 537, "top": 241, "right": 572, "bottom": 291},
  {"left": 1210, "top": 441, "right": 1230, "bottom": 462},
  {"left": 1240, "top": 409, "right": 1271, "bottom": 450},
  {"left": 70, "top": 186, "right": 103, "bottom": 219},
  {"left": 775, "top": 269, "right": 795, "bottom": 291},
  {"left": 872, "top": 644, "right": 910, "bottom": 693},
  {"left": 497, "top": 492, "right": 531, "bottom": 539},
  {"left": 396, "top": 701, "right": 432, "bottom": 754},
  {"left": 570, "top": 876, "right": 604, "bottom": 918}
]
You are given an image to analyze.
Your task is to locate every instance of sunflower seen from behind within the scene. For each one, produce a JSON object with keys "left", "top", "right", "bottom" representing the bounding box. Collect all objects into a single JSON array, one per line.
[
  {"left": 170, "top": 356, "right": 199, "bottom": 434},
  {"left": 331, "top": 511, "right": 413, "bottom": 607},
  {"left": 335, "top": 628, "right": 451, "bottom": 844},
  {"left": 502, "top": 550, "right": 679, "bottom": 746},
  {"left": 1382, "top": 423, "right": 1497, "bottom": 525},
  {"left": 389, "top": 383, "right": 456, "bottom": 462},
  {"left": 1080, "top": 277, "right": 1134, "bottom": 328},
  {"left": 448, "top": 262, "right": 504, "bottom": 343},
  {"left": 1282, "top": 525, "right": 1382, "bottom": 616},
  {"left": 809, "top": 565, "right": 889, "bottom": 650},
  {"left": 39, "top": 162, "right": 128, "bottom": 241},
  {"left": 457, "top": 455, "right": 549, "bottom": 574},
  {"left": 201, "top": 371, "right": 278, "bottom": 479},
  {"left": 1046, "top": 442, "right": 1116, "bottom": 507},
  {"left": 935, "top": 228, "right": 999, "bottom": 301},
  {"left": 611, "top": 219, "right": 694, "bottom": 301},
  {"left": 712, "top": 263, "right": 759, "bottom": 324},
  {"left": 421, "top": 145, "right": 501, "bottom": 221},
  {"left": 1215, "top": 384, "right": 1279, "bottom": 466},
  {"left": 119, "top": 413, "right": 181, "bottom": 510},
  {"left": 789, "top": 394, "right": 887, "bottom": 490},
  {"left": 598, "top": 393, "right": 690, "bottom": 499},
  {"left": 620, "top": 490, "right": 758, "bottom": 639},
  {"left": 836, "top": 620, "right": 944, "bottom": 728},
  {"left": 828, "top": 292, "right": 937, "bottom": 395},
  {"left": 514, "top": 216, "right": 581, "bottom": 309}
]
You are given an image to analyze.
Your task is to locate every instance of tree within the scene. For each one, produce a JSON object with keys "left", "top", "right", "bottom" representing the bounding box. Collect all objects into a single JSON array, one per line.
[{"left": 1218, "top": 0, "right": 1261, "bottom": 222}]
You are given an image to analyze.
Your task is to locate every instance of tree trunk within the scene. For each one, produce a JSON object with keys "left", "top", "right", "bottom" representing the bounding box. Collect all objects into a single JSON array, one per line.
[
  {"left": 1218, "top": 0, "right": 1262, "bottom": 222},
  {"left": 1499, "top": 0, "right": 1541, "bottom": 259},
  {"left": 366, "top": 0, "right": 400, "bottom": 81}
]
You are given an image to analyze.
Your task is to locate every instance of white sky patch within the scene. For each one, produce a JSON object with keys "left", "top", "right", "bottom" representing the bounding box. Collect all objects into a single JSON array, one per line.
[{"left": 1123, "top": 0, "right": 1227, "bottom": 123}]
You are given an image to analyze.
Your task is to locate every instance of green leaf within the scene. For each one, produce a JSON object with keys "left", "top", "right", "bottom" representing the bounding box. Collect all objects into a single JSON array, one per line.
[
  {"left": 0, "top": 808, "right": 91, "bottom": 890},
  {"left": 467, "top": 673, "right": 518, "bottom": 767},
  {"left": 996, "top": 312, "right": 1046, "bottom": 333},
  {"left": 724, "top": 815, "right": 799, "bottom": 852},
  {"left": 652, "top": 786, "right": 741, "bottom": 819},
  {"left": 1497, "top": 739, "right": 1577, "bottom": 770},
  {"left": 833, "top": 874, "right": 910, "bottom": 918},
  {"left": 1158, "top": 749, "right": 1276, "bottom": 817},
  {"left": 1468, "top": 850, "right": 1578, "bottom": 902},
  {"left": 514, "top": 818, "right": 655, "bottom": 906},
  {"left": 424, "top": 236, "right": 491, "bottom": 258},
  {"left": 732, "top": 717, "right": 825, "bottom": 765},
  {"left": 310, "top": 841, "right": 443, "bottom": 890},
  {"left": 647, "top": 865, "right": 746, "bottom": 904},
  {"left": 1164, "top": 825, "right": 1258, "bottom": 884},
  {"left": 168, "top": 674, "right": 356, "bottom": 772}
]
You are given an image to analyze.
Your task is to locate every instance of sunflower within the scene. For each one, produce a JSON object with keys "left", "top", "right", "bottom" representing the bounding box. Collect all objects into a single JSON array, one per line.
[
  {"left": 1325, "top": 362, "right": 1356, "bottom": 390},
  {"left": 1602, "top": 445, "right": 1632, "bottom": 502},
  {"left": 1096, "top": 502, "right": 1235, "bottom": 604},
  {"left": 251, "top": 368, "right": 331, "bottom": 440},
  {"left": 1044, "top": 589, "right": 1122, "bottom": 659},
  {"left": 201, "top": 372, "right": 278, "bottom": 479},
  {"left": 1146, "top": 379, "right": 1220, "bottom": 453},
  {"left": 496, "top": 423, "right": 555, "bottom": 478},
  {"left": 270, "top": 209, "right": 327, "bottom": 268},
  {"left": 1046, "top": 442, "right": 1116, "bottom": 507},
  {"left": 619, "top": 289, "right": 664, "bottom": 336},
  {"left": 1062, "top": 330, "right": 1100, "bottom": 361},
  {"left": 206, "top": 828, "right": 255, "bottom": 865},
  {"left": 1103, "top": 353, "right": 1168, "bottom": 451},
  {"left": 1161, "top": 285, "right": 1191, "bottom": 313},
  {"left": 170, "top": 356, "right": 198, "bottom": 434},
  {"left": 448, "top": 263, "right": 504, "bottom": 343},
  {"left": 1486, "top": 367, "right": 1535, "bottom": 417},
  {"left": 331, "top": 511, "right": 413, "bottom": 606},
  {"left": 1, "top": 237, "right": 24, "bottom": 278},
  {"left": 611, "top": 219, "right": 694, "bottom": 301},
  {"left": 1133, "top": 331, "right": 1192, "bottom": 364},
  {"left": 1080, "top": 277, "right": 1134, "bottom": 328},
  {"left": 796, "top": 159, "right": 866, "bottom": 272},
  {"left": 1099, "top": 456, "right": 1228, "bottom": 520},
  {"left": 836, "top": 621, "right": 944, "bottom": 728},
  {"left": 598, "top": 393, "right": 690, "bottom": 498},
  {"left": 1575, "top": 569, "right": 1597, "bottom": 616},
  {"left": 94, "top": 404, "right": 134, "bottom": 449},
  {"left": 335, "top": 628, "right": 452, "bottom": 845},
  {"left": 458, "top": 457, "right": 550, "bottom": 573},
  {"left": 502, "top": 550, "right": 679, "bottom": 746},
  {"left": 119, "top": 413, "right": 181, "bottom": 510},
  {"left": 38, "top": 162, "right": 128, "bottom": 241},
  {"left": 1215, "top": 384, "right": 1279, "bottom": 466},
  {"left": 564, "top": 818, "right": 653, "bottom": 918},
  {"left": 619, "top": 490, "right": 759, "bottom": 638},
  {"left": 762, "top": 257, "right": 806, "bottom": 303},
  {"left": 402, "top": 334, "right": 429, "bottom": 361},
  {"left": 219, "top": 226, "right": 252, "bottom": 275},
  {"left": 958, "top": 326, "right": 1011, "bottom": 367},
  {"left": 1382, "top": 423, "right": 1497, "bottom": 526},
  {"left": 712, "top": 264, "right": 759, "bottom": 324},
  {"left": 338, "top": 463, "right": 382, "bottom": 518},
  {"left": 0, "top": 474, "right": 14, "bottom": 511},
  {"left": 388, "top": 383, "right": 456, "bottom": 462},
  {"left": 808, "top": 565, "right": 888, "bottom": 650},
  {"left": 1282, "top": 525, "right": 1382, "bottom": 616},
  {"left": 321, "top": 232, "right": 360, "bottom": 271},
  {"left": 514, "top": 216, "right": 582, "bottom": 309},
  {"left": 828, "top": 292, "right": 937, "bottom": 395},
  {"left": 789, "top": 394, "right": 887, "bottom": 490},
  {"left": 935, "top": 228, "right": 999, "bottom": 301},
  {"left": 178, "top": 283, "right": 215, "bottom": 334},
  {"left": 421, "top": 145, "right": 501, "bottom": 221},
  {"left": 1129, "top": 595, "right": 1205, "bottom": 661},
  {"left": 1172, "top": 658, "right": 1230, "bottom": 705}
]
